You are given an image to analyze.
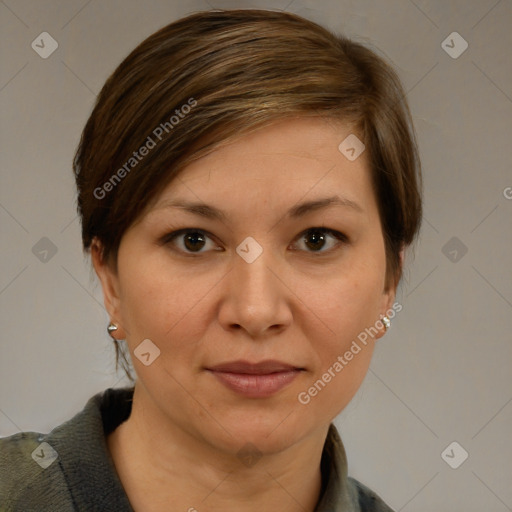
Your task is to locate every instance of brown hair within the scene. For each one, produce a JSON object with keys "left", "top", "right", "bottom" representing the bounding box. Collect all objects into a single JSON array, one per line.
[{"left": 73, "top": 9, "right": 422, "bottom": 376}]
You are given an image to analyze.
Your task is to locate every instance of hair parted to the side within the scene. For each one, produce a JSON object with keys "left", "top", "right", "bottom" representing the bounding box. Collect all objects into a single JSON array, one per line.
[{"left": 73, "top": 9, "right": 422, "bottom": 378}]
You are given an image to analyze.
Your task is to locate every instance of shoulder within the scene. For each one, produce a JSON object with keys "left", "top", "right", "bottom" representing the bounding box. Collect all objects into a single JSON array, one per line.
[
  {"left": 0, "top": 387, "right": 134, "bottom": 512},
  {"left": 0, "top": 430, "right": 75, "bottom": 511},
  {"left": 348, "top": 476, "right": 396, "bottom": 512}
]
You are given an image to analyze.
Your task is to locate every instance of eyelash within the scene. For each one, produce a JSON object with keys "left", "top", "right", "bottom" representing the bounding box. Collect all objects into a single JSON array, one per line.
[{"left": 160, "top": 227, "right": 349, "bottom": 256}]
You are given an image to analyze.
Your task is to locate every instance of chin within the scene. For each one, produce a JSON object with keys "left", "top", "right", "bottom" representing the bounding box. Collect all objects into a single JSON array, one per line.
[{"left": 202, "top": 406, "right": 315, "bottom": 457}]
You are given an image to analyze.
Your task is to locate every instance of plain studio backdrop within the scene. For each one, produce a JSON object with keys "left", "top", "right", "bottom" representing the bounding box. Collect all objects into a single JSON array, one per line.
[{"left": 1, "top": 1, "right": 511, "bottom": 510}]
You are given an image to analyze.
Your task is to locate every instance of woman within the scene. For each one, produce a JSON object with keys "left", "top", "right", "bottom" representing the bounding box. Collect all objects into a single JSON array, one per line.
[{"left": 0, "top": 8, "right": 422, "bottom": 511}]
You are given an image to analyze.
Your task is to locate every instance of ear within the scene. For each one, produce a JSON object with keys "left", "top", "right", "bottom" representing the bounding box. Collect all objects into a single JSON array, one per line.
[
  {"left": 90, "top": 238, "right": 127, "bottom": 339},
  {"left": 374, "top": 245, "right": 404, "bottom": 341}
]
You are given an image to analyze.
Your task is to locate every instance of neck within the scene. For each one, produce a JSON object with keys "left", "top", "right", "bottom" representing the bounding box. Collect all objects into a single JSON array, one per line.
[{"left": 107, "top": 385, "right": 328, "bottom": 512}]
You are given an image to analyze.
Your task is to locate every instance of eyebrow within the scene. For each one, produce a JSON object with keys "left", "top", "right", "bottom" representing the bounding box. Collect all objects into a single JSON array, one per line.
[{"left": 153, "top": 195, "right": 363, "bottom": 221}]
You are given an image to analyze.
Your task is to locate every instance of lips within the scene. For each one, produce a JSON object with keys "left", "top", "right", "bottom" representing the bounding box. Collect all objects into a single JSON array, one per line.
[
  {"left": 206, "top": 360, "right": 304, "bottom": 398},
  {"left": 208, "top": 360, "right": 302, "bottom": 374}
]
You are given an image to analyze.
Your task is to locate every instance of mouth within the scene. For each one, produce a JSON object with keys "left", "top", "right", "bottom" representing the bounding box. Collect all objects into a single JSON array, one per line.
[{"left": 205, "top": 360, "right": 305, "bottom": 398}]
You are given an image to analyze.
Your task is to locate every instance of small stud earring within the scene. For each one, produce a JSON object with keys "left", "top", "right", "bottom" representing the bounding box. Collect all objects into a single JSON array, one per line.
[
  {"left": 107, "top": 322, "right": 118, "bottom": 338},
  {"left": 382, "top": 316, "right": 391, "bottom": 331}
]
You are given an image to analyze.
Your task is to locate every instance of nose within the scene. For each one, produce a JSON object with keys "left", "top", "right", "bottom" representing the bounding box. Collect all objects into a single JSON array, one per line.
[{"left": 217, "top": 244, "right": 293, "bottom": 338}]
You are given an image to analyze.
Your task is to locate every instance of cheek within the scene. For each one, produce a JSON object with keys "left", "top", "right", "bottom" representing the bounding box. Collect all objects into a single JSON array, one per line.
[
  {"left": 295, "top": 271, "right": 383, "bottom": 418},
  {"left": 295, "top": 247, "right": 386, "bottom": 393},
  {"left": 304, "top": 259, "right": 385, "bottom": 346},
  {"left": 117, "top": 252, "right": 217, "bottom": 351}
]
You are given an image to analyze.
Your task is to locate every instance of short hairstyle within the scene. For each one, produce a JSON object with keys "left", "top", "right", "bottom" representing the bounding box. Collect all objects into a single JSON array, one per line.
[{"left": 73, "top": 9, "right": 422, "bottom": 374}]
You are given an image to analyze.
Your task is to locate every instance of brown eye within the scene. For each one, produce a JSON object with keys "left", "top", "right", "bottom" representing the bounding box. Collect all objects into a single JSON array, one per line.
[
  {"left": 295, "top": 228, "right": 348, "bottom": 254},
  {"left": 163, "top": 229, "right": 217, "bottom": 254}
]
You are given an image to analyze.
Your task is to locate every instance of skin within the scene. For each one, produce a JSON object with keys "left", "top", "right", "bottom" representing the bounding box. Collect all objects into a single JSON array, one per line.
[{"left": 92, "top": 116, "right": 399, "bottom": 512}]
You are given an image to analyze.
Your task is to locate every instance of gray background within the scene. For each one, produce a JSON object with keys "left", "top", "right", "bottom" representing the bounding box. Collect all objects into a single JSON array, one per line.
[{"left": 1, "top": 0, "right": 511, "bottom": 510}]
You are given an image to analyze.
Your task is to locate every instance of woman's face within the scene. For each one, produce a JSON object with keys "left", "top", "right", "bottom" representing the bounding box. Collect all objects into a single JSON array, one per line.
[{"left": 94, "top": 116, "right": 397, "bottom": 456}]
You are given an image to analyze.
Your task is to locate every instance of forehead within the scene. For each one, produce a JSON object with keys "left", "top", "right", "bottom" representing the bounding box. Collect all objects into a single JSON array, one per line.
[{"left": 150, "top": 117, "right": 375, "bottom": 219}]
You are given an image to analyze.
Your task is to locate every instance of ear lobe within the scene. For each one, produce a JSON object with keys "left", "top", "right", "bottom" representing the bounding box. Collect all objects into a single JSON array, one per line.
[
  {"left": 376, "top": 276, "right": 399, "bottom": 341},
  {"left": 376, "top": 245, "right": 405, "bottom": 340}
]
